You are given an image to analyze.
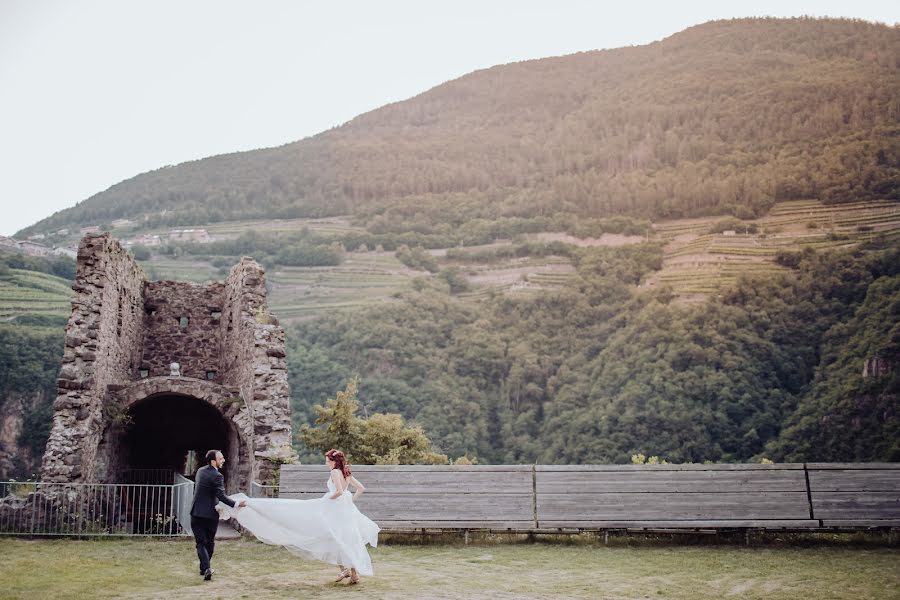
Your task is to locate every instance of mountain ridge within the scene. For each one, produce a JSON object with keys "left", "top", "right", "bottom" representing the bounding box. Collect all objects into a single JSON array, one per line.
[{"left": 18, "top": 17, "right": 900, "bottom": 241}]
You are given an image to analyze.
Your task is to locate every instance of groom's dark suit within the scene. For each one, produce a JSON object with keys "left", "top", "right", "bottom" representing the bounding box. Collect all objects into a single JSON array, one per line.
[{"left": 190, "top": 464, "right": 236, "bottom": 576}]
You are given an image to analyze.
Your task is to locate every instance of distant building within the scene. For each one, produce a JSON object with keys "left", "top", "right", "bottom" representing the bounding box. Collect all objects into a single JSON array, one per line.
[
  {"left": 17, "top": 241, "right": 51, "bottom": 256},
  {"left": 80, "top": 225, "right": 101, "bottom": 235},
  {"left": 56, "top": 228, "right": 70, "bottom": 236},
  {"left": 722, "top": 230, "right": 737, "bottom": 236},
  {"left": 52, "top": 247, "right": 78, "bottom": 259},
  {"left": 111, "top": 219, "right": 133, "bottom": 228},
  {"left": 168, "top": 228, "right": 210, "bottom": 243},
  {"left": 125, "top": 234, "right": 162, "bottom": 247},
  {"left": 0, "top": 236, "right": 18, "bottom": 249},
  {"left": 27, "top": 233, "right": 46, "bottom": 240}
]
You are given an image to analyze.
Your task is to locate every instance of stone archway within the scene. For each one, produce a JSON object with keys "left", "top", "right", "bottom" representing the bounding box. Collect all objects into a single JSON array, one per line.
[
  {"left": 123, "top": 394, "right": 237, "bottom": 483},
  {"left": 41, "top": 234, "right": 294, "bottom": 487},
  {"left": 101, "top": 377, "right": 253, "bottom": 491}
]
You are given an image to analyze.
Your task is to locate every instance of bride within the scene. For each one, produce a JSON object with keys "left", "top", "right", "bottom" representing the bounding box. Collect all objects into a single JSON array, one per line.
[{"left": 217, "top": 449, "right": 380, "bottom": 584}]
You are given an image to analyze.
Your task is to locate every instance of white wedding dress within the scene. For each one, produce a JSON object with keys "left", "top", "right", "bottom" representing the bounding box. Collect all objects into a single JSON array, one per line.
[{"left": 217, "top": 477, "right": 380, "bottom": 575}]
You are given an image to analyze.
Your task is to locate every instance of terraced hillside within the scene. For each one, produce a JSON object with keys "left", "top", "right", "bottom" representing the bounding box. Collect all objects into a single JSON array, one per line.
[
  {"left": 44, "top": 197, "right": 896, "bottom": 321},
  {"left": 267, "top": 253, "right": 416, "bottom": 319},
  {"left": 0, "top": 268, "right": 72, "bottom": 326},
  {"left": 203, "top": 217, "right": 364, "bottom": 238},
  {"left": 644, "top": 199, "right": 900, "bottom": 299}
]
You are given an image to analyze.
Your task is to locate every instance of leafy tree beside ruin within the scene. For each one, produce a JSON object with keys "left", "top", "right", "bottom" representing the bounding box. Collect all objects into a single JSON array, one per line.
[{"left": 299, "top": 379, "right": 449, "bottom": 465}]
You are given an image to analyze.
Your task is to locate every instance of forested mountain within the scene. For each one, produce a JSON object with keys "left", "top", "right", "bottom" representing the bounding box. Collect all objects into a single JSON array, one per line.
[
  {"left": 4, "top": 17, "right": 899, "bottom": 473},
  {"left": 19, "top": 18, "right": 900, "bottom": 237},
  {"left": 287, "top": 242, "right": 900, "bottom": 464}
]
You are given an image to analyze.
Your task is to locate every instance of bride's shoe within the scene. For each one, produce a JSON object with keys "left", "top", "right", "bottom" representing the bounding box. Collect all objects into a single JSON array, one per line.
[
  {"left": 334, "top": 569, "right": 350, "bottom": 582},
  {"left": 349, "top": 574, "right": 360, "bottom": 585}
]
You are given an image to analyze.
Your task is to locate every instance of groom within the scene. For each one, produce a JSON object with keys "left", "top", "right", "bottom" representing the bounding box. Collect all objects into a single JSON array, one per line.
[{"left": 190, "top": 449, "right": 246, "bottom": 581}]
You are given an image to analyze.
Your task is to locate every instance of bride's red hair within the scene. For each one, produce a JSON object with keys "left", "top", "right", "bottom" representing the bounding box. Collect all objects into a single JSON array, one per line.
[{"left": 325, "top": 449, "right": 352, "bottom": 477}]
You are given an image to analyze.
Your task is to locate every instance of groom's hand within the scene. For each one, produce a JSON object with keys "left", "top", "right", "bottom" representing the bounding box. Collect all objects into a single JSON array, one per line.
[{"left": 238, "top": 500, "right": 248, "bottom": 508}]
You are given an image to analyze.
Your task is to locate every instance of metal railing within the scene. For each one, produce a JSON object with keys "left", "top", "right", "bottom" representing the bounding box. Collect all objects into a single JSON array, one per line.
[
  {"left": 1, "top": 475, "right": 280, "bottom": 537},
  {"left": 123, "top": 469, "right": 178, "bottom": 485},
  {"left": 250, "top": 481, "right": 279, "bottom": 498},
  {"left": 173, "top": 473, "right": 194, "bottom": 535},
  {"left": 0, "top": 476, "right": 195, "bottom": 537}
]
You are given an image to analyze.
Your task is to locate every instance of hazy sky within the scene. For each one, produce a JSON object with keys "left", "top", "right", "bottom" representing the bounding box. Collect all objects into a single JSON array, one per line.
[{"left": 1, "top": 1, "right": 897, "bottom": 236}]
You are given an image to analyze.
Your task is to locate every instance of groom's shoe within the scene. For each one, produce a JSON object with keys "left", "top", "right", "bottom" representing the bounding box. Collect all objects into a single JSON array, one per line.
[{"left": 203, "top": 568, "right": 214, "bottom": 581}]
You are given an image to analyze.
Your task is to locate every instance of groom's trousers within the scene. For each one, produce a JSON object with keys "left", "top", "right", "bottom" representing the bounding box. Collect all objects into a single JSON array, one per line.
[{"left": 191, "top": 515, "right": 219, "bottom": 574}]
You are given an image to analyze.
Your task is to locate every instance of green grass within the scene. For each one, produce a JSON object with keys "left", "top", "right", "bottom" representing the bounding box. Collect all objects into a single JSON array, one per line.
[{"left": 0, "top": 536, "right": 897, "bottom": 599}]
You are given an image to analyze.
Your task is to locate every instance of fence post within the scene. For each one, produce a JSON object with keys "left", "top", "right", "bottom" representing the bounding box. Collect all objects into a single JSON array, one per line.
[
  {"left": 29, "top": 484, "right": 38, "bottom": 535},
  {"left": 169, "top": 474, "right": 177, "bottom": 534}
]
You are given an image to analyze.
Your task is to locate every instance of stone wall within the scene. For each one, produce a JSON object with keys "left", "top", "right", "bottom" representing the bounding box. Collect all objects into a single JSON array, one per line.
[
  {"left": 40, "top": 234, "right": 294, "bottom": 486},
  {"left": 42, "top": 234, "right": 146, "bottom": 482},
  {"left": 141, "top": 281, "right": 225, "bottom": 380},
  {"left": 220, "top": 258, "right": 293, "bottom": 485}
]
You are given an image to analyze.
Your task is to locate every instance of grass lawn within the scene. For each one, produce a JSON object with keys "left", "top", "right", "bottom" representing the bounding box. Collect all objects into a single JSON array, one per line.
[{"left": 0, "top": 535, "right": 897, "bottom": 599}]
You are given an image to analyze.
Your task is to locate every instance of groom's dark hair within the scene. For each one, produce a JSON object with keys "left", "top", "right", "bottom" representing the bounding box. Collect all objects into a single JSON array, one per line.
[{"left": 205, "top": 449, "right": 220, "bottom": 463}]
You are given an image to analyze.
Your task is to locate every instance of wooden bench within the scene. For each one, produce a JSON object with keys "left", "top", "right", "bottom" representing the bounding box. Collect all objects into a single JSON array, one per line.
[
  {"left": 808, "top": 463, "right": 900, "bottom": 529},
  {"left": 279, "top": 465, "right": 536, "bottom": 530},
  {"left": 277, "top": 463, "right": 900, "bottom": 533}
]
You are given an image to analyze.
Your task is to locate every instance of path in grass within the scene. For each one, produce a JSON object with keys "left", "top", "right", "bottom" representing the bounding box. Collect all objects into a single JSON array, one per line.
[{"left": 1, "top": 537, "right": 897, "bottom": 599}]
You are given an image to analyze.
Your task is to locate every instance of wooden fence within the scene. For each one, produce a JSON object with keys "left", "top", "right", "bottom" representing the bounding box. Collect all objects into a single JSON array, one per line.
[{"left": 279, "top": 463, "right": 900, "bottom": 532}]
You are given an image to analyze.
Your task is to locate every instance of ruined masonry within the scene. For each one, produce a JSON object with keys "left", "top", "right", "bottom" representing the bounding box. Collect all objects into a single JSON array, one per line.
[{"left": 40, "top": 233, "right": 293, "bottom": 491}]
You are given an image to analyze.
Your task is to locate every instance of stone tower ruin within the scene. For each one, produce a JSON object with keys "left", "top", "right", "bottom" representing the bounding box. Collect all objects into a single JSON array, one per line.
[{"left": 40, "top": 234, "right": 293, "bottom": 492}]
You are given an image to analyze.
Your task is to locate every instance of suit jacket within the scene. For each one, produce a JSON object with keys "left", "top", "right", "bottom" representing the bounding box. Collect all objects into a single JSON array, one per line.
[{"left": 190, "top": 464, "right": 236, "bottom": 519}]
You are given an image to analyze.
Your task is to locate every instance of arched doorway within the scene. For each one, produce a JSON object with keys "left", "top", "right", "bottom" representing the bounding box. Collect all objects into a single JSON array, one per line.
[
  {"left": 99, "top": 378, "right": 255, "bottom": 490},
  {"left": 121, "top": 393, "right": 241, "bottom": 486}
]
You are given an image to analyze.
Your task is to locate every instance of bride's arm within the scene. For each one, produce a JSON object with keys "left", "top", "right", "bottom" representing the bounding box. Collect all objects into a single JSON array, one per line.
[
  {"left": 328, "top": 469, "right": 344, "bottom": 499},
  {"left": 348, "top": 475, "right": 365, "bottom": 500}
]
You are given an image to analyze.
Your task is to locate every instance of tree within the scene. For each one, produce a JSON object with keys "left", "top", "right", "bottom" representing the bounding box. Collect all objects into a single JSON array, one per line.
[
  {"left": 299, "top": 379, "right": 448, "bottom": 464},
  {"left": 438, "top": 267, "right": 470, "bottom": 294},
  {"left": 299, "top": 379, "right": 362, "bottom": 457},
  {"left": 130, "top": 244, "right": 151, "bottom": 261}
]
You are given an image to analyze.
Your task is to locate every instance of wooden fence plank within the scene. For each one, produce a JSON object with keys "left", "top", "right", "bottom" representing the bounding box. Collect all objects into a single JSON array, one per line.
[
  {"left": 280, "top": 470, "right": 533, "bottom": 494},
  {"left": 808, "top": 470, "right": 900, "bottom": 492},
  {"left": 537, "top": 520, "right": 819, "bottom": 529},
  {"left": 807, "top": 466, "right": 900, "bottom": 522},
  {"left": 820, "top": 519, "right": 900, "bottom": 528},
  {"left": 276, "top": 492, "right": 534, "bottom": 521},
  {"left": 535, "top": 464, "right": 806, "bottom": 472},
  {"left": 536, "top": 470, "right": 806, "bottom": 493},
  {"left": 806, "top": 463, "right": 900, "bottom": 470},
  {"left": 537, "top": 492, "right": 811, "bottom": 520},
  {"left": 811, "top": 493, "right": 900, "bottom": 519},
  {"left": 281, "top": 465, "right": 533, "bottom": 472},
  {"left": 376, "top": 521, "right": 535, "bottom": 529}
]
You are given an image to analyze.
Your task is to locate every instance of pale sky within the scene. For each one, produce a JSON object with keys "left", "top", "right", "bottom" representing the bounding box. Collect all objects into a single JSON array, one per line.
[{"left": 1, "top": 1, "right": 897, "bottom": 236}]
